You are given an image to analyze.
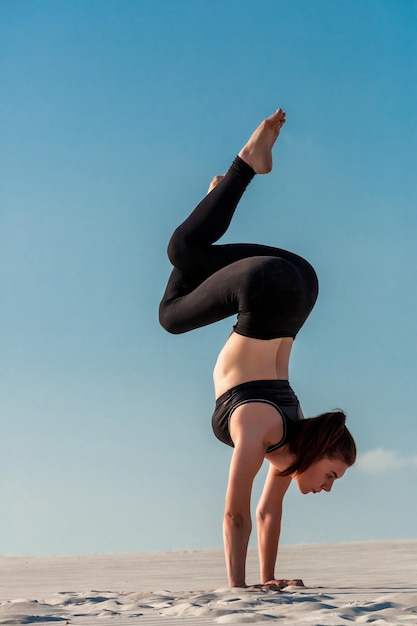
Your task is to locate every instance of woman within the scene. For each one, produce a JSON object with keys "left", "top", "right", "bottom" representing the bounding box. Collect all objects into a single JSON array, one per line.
[{"left": 159, "top": 108, "right": 356, "bottom": 590}]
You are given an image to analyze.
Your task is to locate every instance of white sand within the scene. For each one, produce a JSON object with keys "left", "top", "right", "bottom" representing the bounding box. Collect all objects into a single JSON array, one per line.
[{"left": 0, "top": 540, "right": 416, "bottom": 625}]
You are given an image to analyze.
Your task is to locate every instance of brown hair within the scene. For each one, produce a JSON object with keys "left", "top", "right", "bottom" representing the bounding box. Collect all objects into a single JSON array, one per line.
[{"left": 280, "top": 410, "right": 356, "bottom": 476}]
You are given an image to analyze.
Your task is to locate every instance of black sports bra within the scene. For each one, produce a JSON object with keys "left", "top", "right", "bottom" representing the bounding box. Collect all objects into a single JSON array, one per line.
[{"left": 212, "top": 379, "right": 301, "bottom": 453}]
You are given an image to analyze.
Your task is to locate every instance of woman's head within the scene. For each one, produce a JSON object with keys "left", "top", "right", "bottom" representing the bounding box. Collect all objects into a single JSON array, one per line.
[
  {"left": 281, "top": 410, "right": 356, "bottom": 487},
  {"left": 292, "top": 456, "right": 350, "bottom": 494}
]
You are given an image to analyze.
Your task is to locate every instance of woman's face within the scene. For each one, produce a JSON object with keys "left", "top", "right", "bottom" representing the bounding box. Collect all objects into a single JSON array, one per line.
[{"left": 293, "top": 457, "right": 349, "bottom": 494}]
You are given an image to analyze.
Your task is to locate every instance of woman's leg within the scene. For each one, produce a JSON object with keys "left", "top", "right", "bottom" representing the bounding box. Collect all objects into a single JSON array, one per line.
[
  {"left": 160, "top": 254, "right": 318, "bottom": 338},
  {"left": 167, "top": 156, "right": 255, "bottom": 279},
  {"left": 167, "top": 109, "right": 287, "bottom": 281},
  {"left": 159, "top": 108, "right": 318, "bottom": 337}
]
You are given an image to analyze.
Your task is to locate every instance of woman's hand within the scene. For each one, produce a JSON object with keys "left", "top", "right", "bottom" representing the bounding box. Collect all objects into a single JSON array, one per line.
[
  {"left": 245, "top": 582, "right": 282, "bottom": 592},
  {"left": 233, "top": 579, "right": 304, "bottom": 592},
  {"left": 263, "top": 578, "right": 304, "bottom": 590}
]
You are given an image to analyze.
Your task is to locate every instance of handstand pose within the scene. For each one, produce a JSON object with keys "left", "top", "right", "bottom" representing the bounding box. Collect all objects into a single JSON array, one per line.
[{"left": 159, "top": 109, "right": 356, "bottom": 590}]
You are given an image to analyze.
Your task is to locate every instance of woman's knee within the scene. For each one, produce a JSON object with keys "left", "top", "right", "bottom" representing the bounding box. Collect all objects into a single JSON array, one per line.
[
  {"left": 158, "top": 303, "right": 184, "bottom": 334},
  {"left": 167, "top": 229, "right": 185, "bottom": 267}
]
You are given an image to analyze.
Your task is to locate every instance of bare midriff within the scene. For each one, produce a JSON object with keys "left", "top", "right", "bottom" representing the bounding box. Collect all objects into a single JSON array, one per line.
[{"left": 213, "top": 332, "right": 294, "bottom": 398}]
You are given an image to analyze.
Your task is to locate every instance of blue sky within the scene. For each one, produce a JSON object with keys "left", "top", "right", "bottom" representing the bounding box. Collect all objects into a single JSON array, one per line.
[{"left": 1, "top": 0, "right": 416, "bottom": 556}]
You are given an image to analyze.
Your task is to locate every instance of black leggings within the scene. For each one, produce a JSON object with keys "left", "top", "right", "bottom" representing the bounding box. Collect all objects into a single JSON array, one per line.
[{"left": 159, "top": 156, "right": 319, "bottom": 340}]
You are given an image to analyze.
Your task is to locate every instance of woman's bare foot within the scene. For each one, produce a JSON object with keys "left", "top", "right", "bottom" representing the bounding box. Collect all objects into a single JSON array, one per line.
[
  {"left": 207, "top": 174, "right": 224, "bottom": 194},
  {"left": 238, "top": 108, "right": 286, "bottom": 174}
]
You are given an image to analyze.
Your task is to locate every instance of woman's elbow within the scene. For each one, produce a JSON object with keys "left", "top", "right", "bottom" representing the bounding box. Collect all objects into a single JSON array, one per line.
[
  {"left": 224, "top": 511, "right": 251, "bottom": 531},
  {"left": 256, "top": 505, "right": 276, "bottom": 527},
  {"left": 256, "top": 507, "right": 266, "bottom": 524}
]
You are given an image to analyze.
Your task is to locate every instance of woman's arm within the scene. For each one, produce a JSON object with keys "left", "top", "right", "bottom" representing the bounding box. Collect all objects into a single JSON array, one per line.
[
  {"left": 256, "top": 464, "right": 292, "bottom": 584},
  {"left": 224, "top": 402, "right": 287, "bottom": 588},
  {"left": 223, "top": 437, "right": 265, "bottom": 587}
]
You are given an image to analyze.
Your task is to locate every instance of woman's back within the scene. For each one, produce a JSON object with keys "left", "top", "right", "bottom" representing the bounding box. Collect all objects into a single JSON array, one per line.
[{"left": 213, "top": 333, "right": 294, "bottom": 397}]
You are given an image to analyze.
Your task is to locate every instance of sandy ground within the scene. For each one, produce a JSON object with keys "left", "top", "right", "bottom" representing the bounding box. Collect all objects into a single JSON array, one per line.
[{"left": 0, "top": 540, "right": 416, "bottom": 625}]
